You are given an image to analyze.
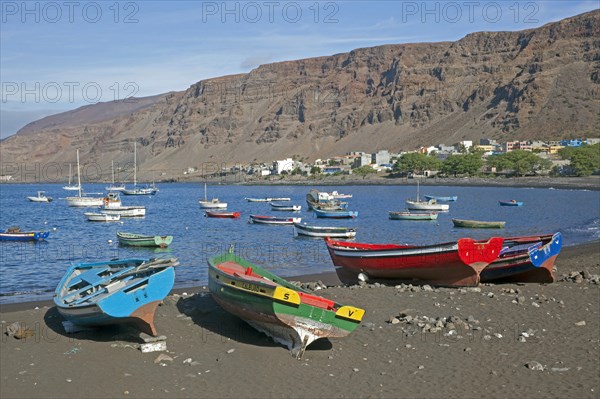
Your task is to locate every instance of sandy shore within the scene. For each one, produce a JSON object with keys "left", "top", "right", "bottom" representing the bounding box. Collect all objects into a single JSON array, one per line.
[{"left": 1, "top": 242, "right": 599, "bottom": 398}]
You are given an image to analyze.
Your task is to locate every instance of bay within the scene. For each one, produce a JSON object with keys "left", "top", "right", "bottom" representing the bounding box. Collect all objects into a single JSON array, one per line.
[{"left": 1, "top": 183, "right": 598, "bottom": 304}]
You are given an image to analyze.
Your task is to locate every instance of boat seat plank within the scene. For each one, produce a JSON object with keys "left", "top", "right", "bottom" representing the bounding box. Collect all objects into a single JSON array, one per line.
[
  {"left": 298, "top": 292, "right": 335, "bottom": 310},
  {"left": 62, "top": 266, "right": 137, "bottom": 302},
  {"left": 68, "top": 267, "right": 111, "bottom": 288}
]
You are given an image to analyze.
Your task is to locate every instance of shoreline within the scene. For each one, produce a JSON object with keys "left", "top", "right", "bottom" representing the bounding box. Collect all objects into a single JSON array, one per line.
[
  {"left": 2, "top": 176, "right": 599, "bottom": 191},
  {"left": 2, "top": 239, "right": 597, "bottom": 314}
]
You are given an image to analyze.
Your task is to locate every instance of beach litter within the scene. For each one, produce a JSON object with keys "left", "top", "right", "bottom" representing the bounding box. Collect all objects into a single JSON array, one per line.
[{"left": 5, "top": 322, "right": 34, "bottom": 339}]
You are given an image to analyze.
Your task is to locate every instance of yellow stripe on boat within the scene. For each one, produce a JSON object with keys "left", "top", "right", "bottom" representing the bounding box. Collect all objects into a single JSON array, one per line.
[
  {"left": 273, "top": 287, "right": 301, "bottom": 305},
  {"left": 335, "top": 306, "right": 365, "bottom": 322}
]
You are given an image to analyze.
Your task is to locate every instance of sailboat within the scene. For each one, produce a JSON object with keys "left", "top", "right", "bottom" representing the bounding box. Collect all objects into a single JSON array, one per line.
[
  {"left": 198, "top": 183, "right": 227, "bottom": 209},
  {"left": 106, "top": 160, "right": 125, "bottom": 191},
  {"left": 63, "top": 163, "right": 81, "bottom": 191},
  {"left": 66, "top": 150, "right": 106, "bottom": 207},
  {"left": 405, "top": 179, "right": 449, "bottom": 211},
  {"left": 121, "top": 142, "right": 158, "bottom": 195}
]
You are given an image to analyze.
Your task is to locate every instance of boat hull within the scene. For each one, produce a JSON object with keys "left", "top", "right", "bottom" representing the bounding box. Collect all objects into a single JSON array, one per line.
[
  {"left": 405, "top": 200, "right": 449, "bottom": 211},
  {"left": 325, "top": 237, "right": 504, "bottom": 287},
  {"left": 85, "top": 213, "right": 121, "bottom": 222},
  {"left": 249, "top": 215, "right": 301, "bottom": 225},
  {"left": 54, "top": 259, "right": 175, "bottom": 336},
  {"left": 452, "top": 219, "right": 505, "bottom": 228},
  {"left": 499, "top": 200, "right": 524, "bottom": 206},
  {"left": 313, "top": 209, "right": 358, "bottom": 218},
  {"left": 481, "top": 233, "right": 561, "bottom": 283},
  {"left": 389, "top": 212, "right": 438, "bottom": 220},
  {"left": 0, "top": 231, "right": 49, "bottom": 242},
  {"left": 424, "top": 195, "right": 457, "bottom": 202},
  {"left": 205, "top": 211, "right": 241, "bottom": 218},
  {"left": 66, "top": 197, "right": 104, "bottom": 207},
  {"left": 208, "top": 252, "right": 363, "bottom": 358},
  {"left": 100, "top": 207, "right": 146, "bottom": 217},
  {"left": 294, "top": 223, "right": 356, "bottom": 238},
  {"left": 117, "top": 232, "right": 173, "bottom": 247}
]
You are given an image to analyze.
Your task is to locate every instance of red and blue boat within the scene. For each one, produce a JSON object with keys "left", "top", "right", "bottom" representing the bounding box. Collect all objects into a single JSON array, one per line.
[
  {"left": 499, "top": 200, "right": 524, "bottom": 206},
  {"left": 481, "top": 232, "right": 561, "bottom": 283},
  {"left": 325, "top": 236, "right": 504, "bottom": 287}
]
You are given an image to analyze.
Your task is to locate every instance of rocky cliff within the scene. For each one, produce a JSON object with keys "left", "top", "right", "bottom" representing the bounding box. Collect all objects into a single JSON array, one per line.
[{"left": 2, "top": 10, "right": 598, "bottom": 181}]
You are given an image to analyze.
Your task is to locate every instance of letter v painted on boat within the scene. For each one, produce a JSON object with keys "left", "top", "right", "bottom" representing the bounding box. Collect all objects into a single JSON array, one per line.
[{"left": 335, "top": 306, "right": 365, "bottom": 322}]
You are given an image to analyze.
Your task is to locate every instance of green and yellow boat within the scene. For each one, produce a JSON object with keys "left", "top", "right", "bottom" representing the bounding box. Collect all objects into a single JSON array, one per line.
[
  {"left": 208, "top": 249, "right": 365, "bottom": 359},
  {"left": 116, "top": 232, "right": 173, "bottom": 248}
]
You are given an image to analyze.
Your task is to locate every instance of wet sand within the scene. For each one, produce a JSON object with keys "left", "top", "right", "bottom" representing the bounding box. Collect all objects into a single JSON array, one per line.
[{"left": 1, "top": 241, "right": 598, "bottom": 398}]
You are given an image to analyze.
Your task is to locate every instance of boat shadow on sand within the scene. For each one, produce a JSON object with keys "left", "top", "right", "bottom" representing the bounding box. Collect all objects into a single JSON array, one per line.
[
  {"left": 43, "top": 307, "right": 152, "bottom": 344},
  {"left": 175, "top": 292, "right": 333, "bottom": 353}
]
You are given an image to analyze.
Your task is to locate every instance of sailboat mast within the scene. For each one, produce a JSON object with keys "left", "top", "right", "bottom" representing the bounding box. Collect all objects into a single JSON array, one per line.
[
  {"left": 134, "top": 142, "right": 137, "bottom": 187},
  {"left": 204, "top": 183, "right": 207, "bottom": 201},
  {"left": 76, "top": 149, "right": 82, "bottom": 197},
  {"left": 111, "top": 160, "right": 115, "bottom": 184},
  {"left": 68, "top": 163, "right": 72, "bottom": 185}
]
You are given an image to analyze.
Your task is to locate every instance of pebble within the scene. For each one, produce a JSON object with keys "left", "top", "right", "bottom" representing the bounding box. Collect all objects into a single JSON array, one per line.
[
  {"left": 352, "top": 368, "right": 359, "bottom": 372},
  {"left": 418, "top": 365, "right": 425, "bottom": 370},
  {"left": 464, "top": 347, "right": 471, "bottom": 352},
  {"left": 226, "top": 349, "right": 235, "bottom": 354},
  {"left": 575, "top": 321, "right": 586, "bottom": 326},
  {"left": 154, "top": 354, "right": 173, "bottom": 364},
  {"left": 526, "top": 361, "right": 544, "bottom": 371},
  {"left": 551, "top": 367, "right": 570, "bottom": 372}
]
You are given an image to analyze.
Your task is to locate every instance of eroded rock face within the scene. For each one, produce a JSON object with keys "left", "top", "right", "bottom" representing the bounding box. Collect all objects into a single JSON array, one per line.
[{"left": 3, "top": 11, "right": 599, "bottom": 178}]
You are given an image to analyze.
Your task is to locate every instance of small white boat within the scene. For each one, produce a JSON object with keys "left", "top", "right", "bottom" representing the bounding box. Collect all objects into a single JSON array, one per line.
[
  {"left": 405, "top": 199, "right": 449, "bottom": 211},
  {"left": 27, "top": 191, "right": 53, "bottom": 202},
  {"left": 245, "top": 197, "right": 291, "bottom": 202},
  {"left": 330, "top": 191, "right": 352, "bottom": 199},
  {"left": 270, "top": 202, "right": 301, "bottom": 211},
  {"left": 85, "top": 212, "right": 121, "bottom": 222},
  {"left": 100, "top": 206, "right": 146, "bottom": 218},
  {"left": 63, "top": 164, "right": 81, "bottom": 191},
  {"left": 199, "top": 183, "right": 227, "bottom": 209},
  {"left": 294, "top": 223, "right": 356, "bottom": 238}
]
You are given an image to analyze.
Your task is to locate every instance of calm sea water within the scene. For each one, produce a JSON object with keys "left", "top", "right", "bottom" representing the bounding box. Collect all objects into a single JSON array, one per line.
[{"left": 1, "top": 183, "right": 599, "bottom": 303}]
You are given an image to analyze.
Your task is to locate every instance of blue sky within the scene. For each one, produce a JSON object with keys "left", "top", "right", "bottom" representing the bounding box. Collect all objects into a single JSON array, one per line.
[{"left": 1, "top": 0, "right": 598, "bottom": 138}]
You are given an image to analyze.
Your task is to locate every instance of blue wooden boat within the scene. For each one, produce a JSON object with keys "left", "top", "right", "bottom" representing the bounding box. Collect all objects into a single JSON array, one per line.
[
  {"left": 424, "top": 195, "right": 457, "bottom": 202},
  {"left": 0, "top": 227, "right": 49, "bottom": 242},
  {"left": 54, "top": 257, "right": 178, "bottom": 336},
  {"left": 499, "top": 200, "right": 524, "bottom": 206},
  {"left": 313, "top": 208, "right": 358, "bottom": 219}
]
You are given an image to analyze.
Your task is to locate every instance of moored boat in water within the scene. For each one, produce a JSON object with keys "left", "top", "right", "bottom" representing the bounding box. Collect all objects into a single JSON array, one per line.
[
  {"left": 248, "top": 215, "right": 301, "bottom": 225},
  {"left": 85, "top": 213, "right": 121, "bottom": 222},
  {"left": 205, "top": 210, "right": 241, "bottom": 218},
  {"left": 294, "top": 223, "right": 356, "bottom": 238},
  {"left": 270, "top": 202, "right": 301, "bottom": 211},
  {"left": 452, "top": 219, "right": 506, "bottom": 228},
  {"left": 208, "top": 249, "right": 364, "bottom": 358},
  {"left": 389, "top": 211, "right": 438, "bottom": 220},
  {"left": 423, "top": 195, "right": 457, "bottom": 202},
  {"left": 54, "top": 257, "right": 178, "bottom": 336},
  {"left": 499, "top": 200, "right": 524, "bottom": 207},
  {"left": 325, "top": 236, "right": 504, "bottom": 286},
  {"left": 27, "top": 191, "right": 53, "bottom": 202},
  {"left": 313, "top": 208, "right": 358, "bottom": 219},
  {"left": 0, "top": 227, "right": 49, "bottom": 242},
  {"left": 116, "top": 232, "right": 173, "bottom": 248}
]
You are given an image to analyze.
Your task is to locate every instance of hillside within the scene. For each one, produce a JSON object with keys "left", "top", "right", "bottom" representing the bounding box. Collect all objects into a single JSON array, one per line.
[{"left": 1, "top": 10, "right": 598, "bottom": 181}]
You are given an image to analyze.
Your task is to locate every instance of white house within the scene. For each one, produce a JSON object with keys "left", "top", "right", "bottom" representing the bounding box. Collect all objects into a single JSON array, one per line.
[{"left": 274, "top": 158, "right": 294, "bottom": 174}]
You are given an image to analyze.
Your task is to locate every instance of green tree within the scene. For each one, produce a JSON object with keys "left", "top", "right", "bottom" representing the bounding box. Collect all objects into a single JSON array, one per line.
[
  {"left": 487, "top": 150, "right": 551, "bottom": 176},
  {"left": 353, "top": 165, "right": 377, "bottom": 179},
  {"left": 558, "top": 144, "right": 600, "bottom": 176},
  {"left": 310, "top": 166, "right": 322, "bottom": 175},
  {"left": 394, "top": 153, "right": 442, "bottom": 175},
  {"left": 442, "top": 153, "right": 484, "bottom": 176}
]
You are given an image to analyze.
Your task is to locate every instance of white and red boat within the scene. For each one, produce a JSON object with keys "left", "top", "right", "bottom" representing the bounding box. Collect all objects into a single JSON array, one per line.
[{"left": 248, "top": 215, "right": 301, "bottom": 225}]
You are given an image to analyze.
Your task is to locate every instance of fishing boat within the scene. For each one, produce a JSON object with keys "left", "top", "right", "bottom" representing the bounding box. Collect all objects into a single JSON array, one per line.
[
  {"left": 121, "top": 143, "right": 158, "bottom": 195},
  {"left": 330, "top": 191, "right": 352, "bottom": 199},
  {"left": 205, "top": 210, "right": 241, "bottom": 218},
  {"left": 116, "top": 232, "right": 173, "bottom": 248},
  {"left": 481, "top": 232, "right": 562, "bottom": 283},
  {"left": 452, "top": 219, "right": 506, "bottom": 228},
  {"left": 270, "top": 202, "right": 301, "bottom": 211},
  {"left": 324, "top": 236, "right": 504, "bottom": 286},
  {"left": 27, "top": 191, "right": 53, "bottom": 202},
  {"left": 294, "top": 223, "right": 356, "bottom": 238},
  {"left": 62, "top": 163, "right": 81, "bottom": 191},
  {"left": 424, "top": 195, "right": 457, "bottom": 202},
  {"left": 106, "top": 161, "right": 125, "bottom": 191},
  {"left": 405, "top": 180, "right": 450, "bottom": 211},
  {"left": 208, "top": 248, "right": 364, "bottom": 358},
  {"left": 248, "top": 215, "right": 301, "bottom": 225},
  {"left": 101, "top": 192, "right": 122, "bottom": 208},
  {"left": 100, "top": 206, "right": 146, "bottom": 218},
  {"left": 199, "top": 183, "right": 227, "bottom": 209},
  {"left": 66, "top": 149, "right": 105, "bottom": 207},
  {"left": 499, "top": 200, "right": 524, "bottom": 207},
  {"left": 84, "top": 213, "right": 121, "bottom": 222},
  {"left": 245, "top": 197, "right": 291, "bottom": 202},
  {"left": 313, "top": 208, "right": 358, "bottom": 219},
  {"left": 0, "top": 227, "right": 49, "bottom": 242},
  {"left": 389, "top": 211, "right": 438, "bottom": 221},
  {"left": 54, "top": 257, "right": 178, "bottom": 336}
]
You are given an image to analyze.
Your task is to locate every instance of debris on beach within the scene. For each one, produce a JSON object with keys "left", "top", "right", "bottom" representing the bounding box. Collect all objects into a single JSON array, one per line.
[
  {"left": 5, "top": 322, "right": 34, "bottom": 339},
  {"left": 560, "top": 271, "right": 600, "bottom": 284}
]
